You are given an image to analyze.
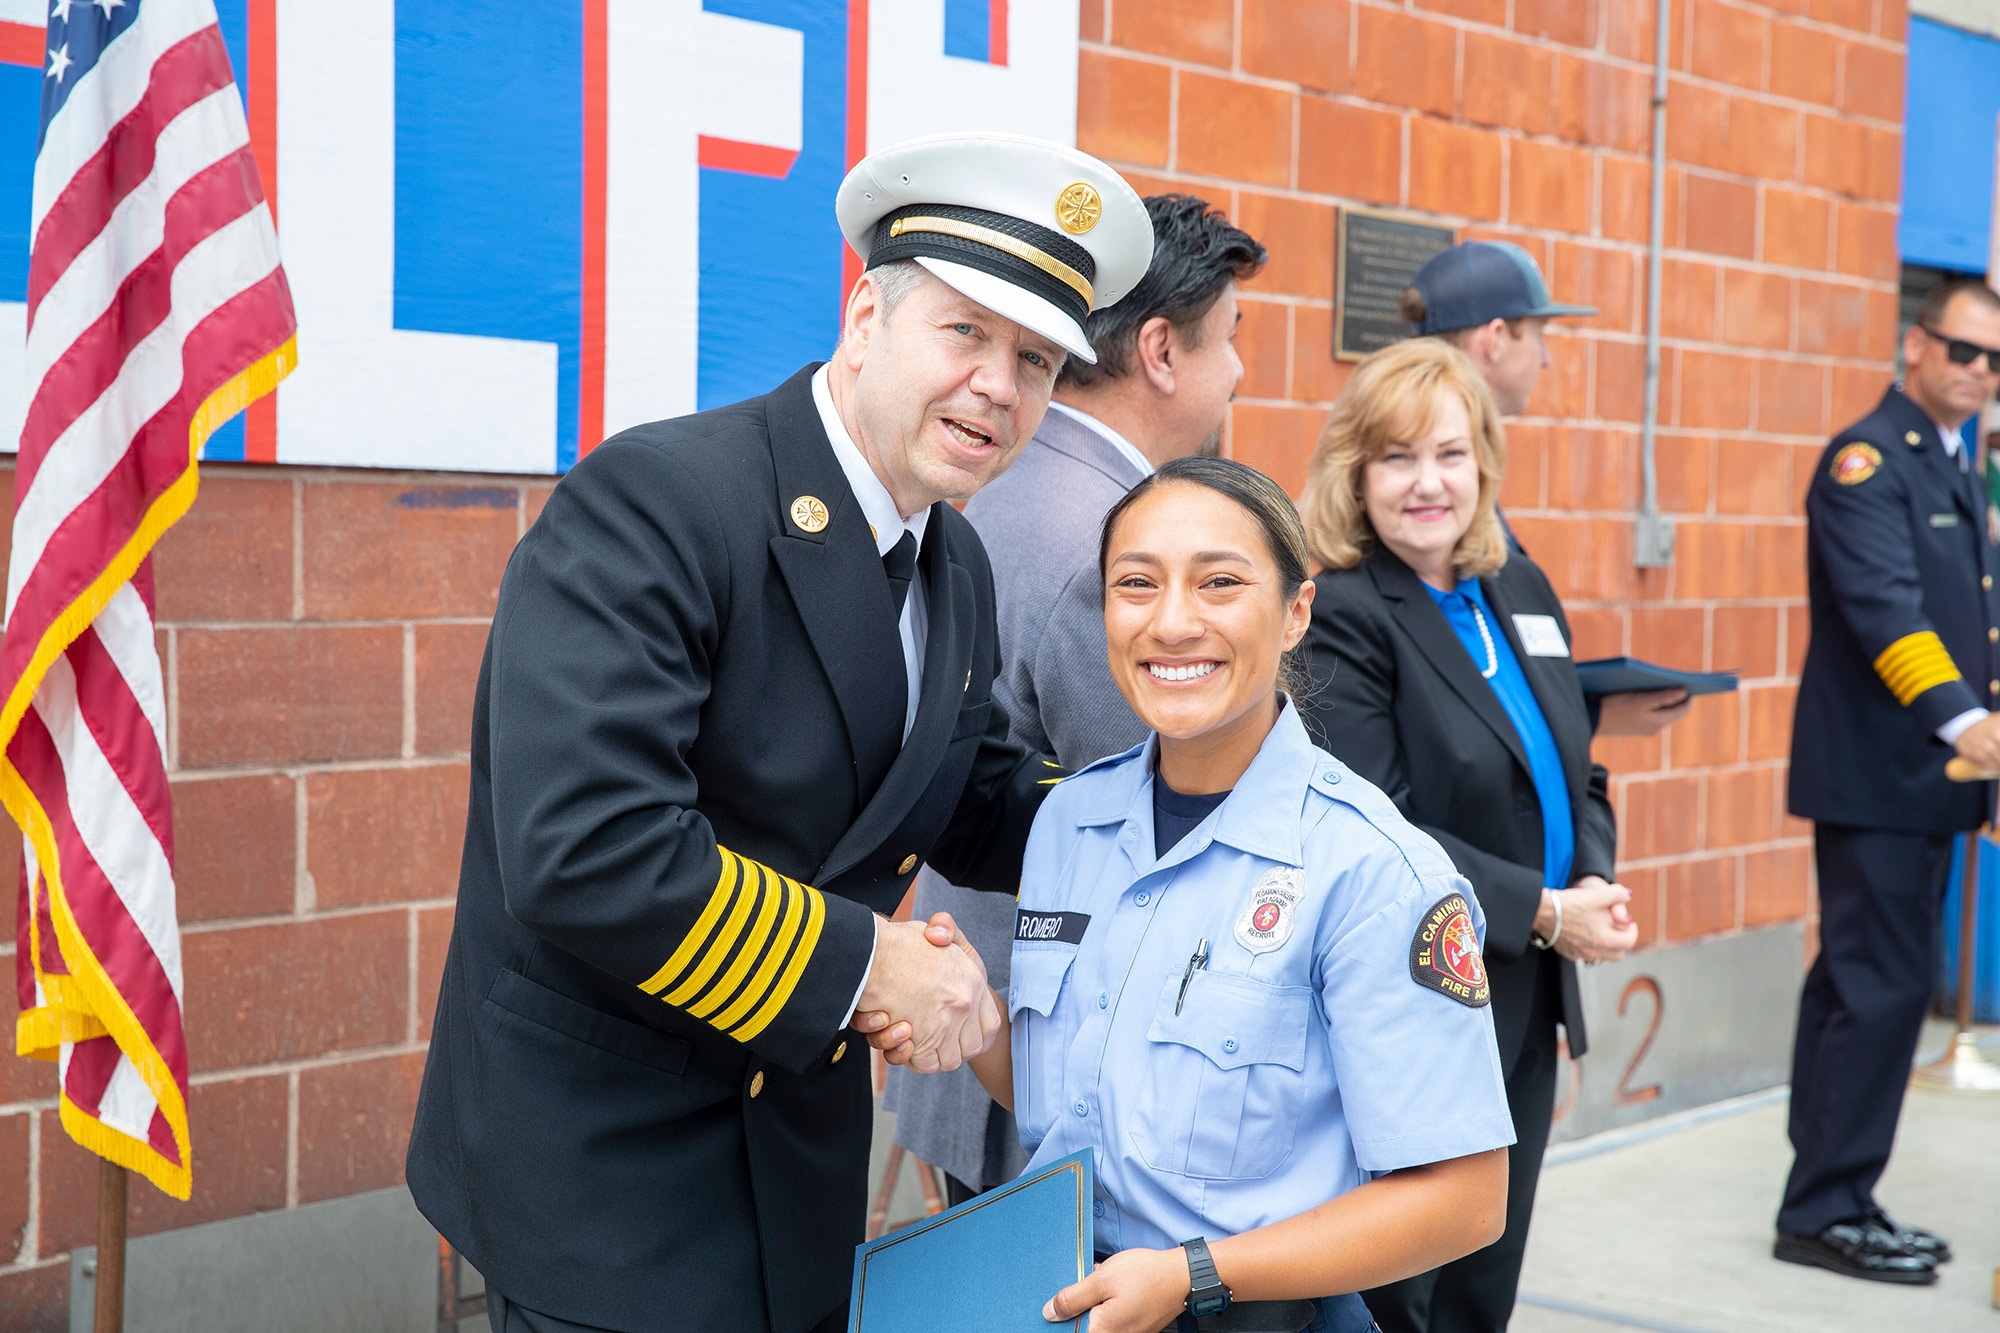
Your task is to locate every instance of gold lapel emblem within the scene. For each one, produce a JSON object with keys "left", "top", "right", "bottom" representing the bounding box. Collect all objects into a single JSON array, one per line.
[
  {"left": 1055, "top": 182, "right": 1102, "bottom": 235},
  {"left": 790, "top": 495, "right": 829, "bottom": 533},
  {"left": 1905, "top": 430, "right": 1923, "bottom": 446}
]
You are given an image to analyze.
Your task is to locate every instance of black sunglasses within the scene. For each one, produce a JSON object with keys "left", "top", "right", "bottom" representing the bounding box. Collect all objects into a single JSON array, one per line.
[{"left": 1919, "top": 324, "right": 2000, "bottom": 372}]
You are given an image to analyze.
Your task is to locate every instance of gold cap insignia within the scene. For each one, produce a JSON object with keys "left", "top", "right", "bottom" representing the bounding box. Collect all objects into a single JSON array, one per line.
[
  {"left": 1905, "top": 430, "right": 1923, "bottom": 446},
  {"left": 1055, "top": 182, "right": 1102, "bottom": 235},
  {"left": 790, "top": 495, "right": 829, "bottom": 533}
]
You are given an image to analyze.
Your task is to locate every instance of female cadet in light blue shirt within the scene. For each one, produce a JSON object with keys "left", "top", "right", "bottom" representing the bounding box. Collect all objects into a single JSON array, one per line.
[{"left": 872, "top": 457, "right": 1515, "bottom": 1333}]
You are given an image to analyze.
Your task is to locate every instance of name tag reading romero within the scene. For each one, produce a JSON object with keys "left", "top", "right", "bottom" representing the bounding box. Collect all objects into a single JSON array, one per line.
[{"left": 1016, "top": 909, "right": 1089, "bottom": 944}]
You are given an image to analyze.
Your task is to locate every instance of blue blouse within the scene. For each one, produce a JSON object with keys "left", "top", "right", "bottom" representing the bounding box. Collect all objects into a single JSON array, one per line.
[{"left": 1422, "top": 578, "right": 1575, "bottom": 889}]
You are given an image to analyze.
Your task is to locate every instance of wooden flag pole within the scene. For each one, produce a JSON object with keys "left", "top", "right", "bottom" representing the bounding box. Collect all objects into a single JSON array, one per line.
[
  {"left": 94, "top": 1160, "right": 127, "bottom": 1333},
  {"left": 1916, "top": 762, "right": 2000, "bottom": 1092}
]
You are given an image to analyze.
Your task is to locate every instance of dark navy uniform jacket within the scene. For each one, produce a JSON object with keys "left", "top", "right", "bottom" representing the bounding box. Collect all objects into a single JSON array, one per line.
[
  {"left": 1789, "top": 385, "right": 2000, "bottom": 833},
  {"left": 406, "top": 365, "right": 1049, "bottom": 1333}
]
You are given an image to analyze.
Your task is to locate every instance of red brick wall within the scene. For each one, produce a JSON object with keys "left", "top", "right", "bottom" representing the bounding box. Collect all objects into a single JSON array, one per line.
[
  {"left": 0, "top": 0, "right": 1906, "bottom": 1322},
  {"left": 0, "top": 468, "right": 553, "bottom": 1328},
  {"left": 1077, "top": 0, "right": 1903, "bottom": 947}
]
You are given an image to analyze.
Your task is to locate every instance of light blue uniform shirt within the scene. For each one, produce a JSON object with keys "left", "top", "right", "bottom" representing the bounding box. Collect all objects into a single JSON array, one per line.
[
  {"left": 1421, "top": 578, "right": 1575, "bottom": 889},
  {"left": 1010, "top": 701, "right": 1515, "bottom": 1256}
]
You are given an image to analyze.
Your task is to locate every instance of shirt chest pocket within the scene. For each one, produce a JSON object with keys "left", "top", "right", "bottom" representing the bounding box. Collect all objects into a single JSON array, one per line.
[
  {"left": 1008, "top": 943, "right": 1078, "bottom": 1146},
  {"left": 1131, "top": 969, "right": 1313, "bottom": 1181}
]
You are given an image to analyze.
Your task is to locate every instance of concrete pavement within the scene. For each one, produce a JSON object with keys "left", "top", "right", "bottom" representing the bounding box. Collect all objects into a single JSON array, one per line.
[{"left": 1515, "top": 1019, "right": 2000, "bottom": 1332}]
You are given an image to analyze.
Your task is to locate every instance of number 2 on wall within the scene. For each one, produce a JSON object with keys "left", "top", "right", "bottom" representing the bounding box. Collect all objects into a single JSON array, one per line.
[{"left": 1615, "top": 976, "right": 1664, "bottom": 1107}]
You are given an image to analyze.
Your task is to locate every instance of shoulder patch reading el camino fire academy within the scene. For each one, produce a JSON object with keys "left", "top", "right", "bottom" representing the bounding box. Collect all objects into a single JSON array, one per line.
[
  {"left": 1409, "top": 894, "right": 1489, "bottom": 1007},
  {"left": 1829, "top": 442, "right": 1880, "bottom": 486}
]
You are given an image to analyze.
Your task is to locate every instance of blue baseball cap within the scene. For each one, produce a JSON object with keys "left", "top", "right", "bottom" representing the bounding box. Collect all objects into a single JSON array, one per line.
[{"left": 1408, "top": 241, "right": 1595, "bottom": 335}]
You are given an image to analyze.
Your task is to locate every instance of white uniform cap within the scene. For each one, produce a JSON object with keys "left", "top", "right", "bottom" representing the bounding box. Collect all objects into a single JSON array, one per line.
[{"left": 836, "top": 132, "right": 1154, "bottom": 364}]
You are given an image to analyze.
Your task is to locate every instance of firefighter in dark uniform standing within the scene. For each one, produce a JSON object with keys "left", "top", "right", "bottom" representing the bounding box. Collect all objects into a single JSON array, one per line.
[
  {"left": 404, "top": 134, "right": 1155, "bottom": 1333},
  {"left": 1779, "top": 278, "right": 2000, "bottom": 1284}
]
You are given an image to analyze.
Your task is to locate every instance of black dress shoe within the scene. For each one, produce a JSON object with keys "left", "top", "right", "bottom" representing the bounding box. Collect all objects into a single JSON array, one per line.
[
  {"left": 1869, "top": 1207, "right": 1952, "bottom": 1263},
  {"left": 1774, "top": 1219, "right": 1938, "bottom": 1284}
]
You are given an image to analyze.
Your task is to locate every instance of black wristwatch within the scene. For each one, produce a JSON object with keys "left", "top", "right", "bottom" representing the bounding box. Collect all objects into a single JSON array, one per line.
[{"left": 1180, "top": 1237, "right": 1231, "bottom": 1318}]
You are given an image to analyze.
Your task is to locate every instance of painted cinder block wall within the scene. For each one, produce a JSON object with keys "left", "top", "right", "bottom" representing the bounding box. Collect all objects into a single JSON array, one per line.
[{"left": 0, "top": 0, "right": 1905, "bottom": 1323}]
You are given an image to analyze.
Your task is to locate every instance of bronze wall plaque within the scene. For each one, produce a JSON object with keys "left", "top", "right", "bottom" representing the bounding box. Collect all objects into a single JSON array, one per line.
[{"left": 1334, "top": 210, "right": 1458, "bottom": 361}]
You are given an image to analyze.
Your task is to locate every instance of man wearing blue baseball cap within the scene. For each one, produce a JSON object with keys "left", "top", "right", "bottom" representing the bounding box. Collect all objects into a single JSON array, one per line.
[{"left": 1399, "top": 239, "right": 1692, "bottom": 739}]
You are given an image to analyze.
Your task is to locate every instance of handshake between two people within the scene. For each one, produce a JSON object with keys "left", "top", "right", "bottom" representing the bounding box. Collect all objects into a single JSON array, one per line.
[{"left": 851, "top": 912, "right": 993, "bottom": 1073}]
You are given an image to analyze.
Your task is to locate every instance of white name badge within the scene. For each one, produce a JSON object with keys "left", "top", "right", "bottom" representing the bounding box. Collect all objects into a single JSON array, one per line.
[{"left": 1511, "top": 613, "right": 1570, "bottom": 657}]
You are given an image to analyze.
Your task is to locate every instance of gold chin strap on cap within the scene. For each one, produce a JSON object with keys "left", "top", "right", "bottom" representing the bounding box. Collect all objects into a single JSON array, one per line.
[
  {"left": 887, "top": 215, "right": 1093, "bottom": 306},
  {"left": 1873, "top": 630, "right": 1962, "bottom": 705},
  {"left": 640, "top": 847, "right": 827, "bottom": 1043}
]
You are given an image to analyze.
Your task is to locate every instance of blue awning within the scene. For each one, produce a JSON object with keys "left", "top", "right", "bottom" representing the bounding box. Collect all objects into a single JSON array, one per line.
[{"left": 1900, "top": 16, "right": 2000, "bottom": 274}]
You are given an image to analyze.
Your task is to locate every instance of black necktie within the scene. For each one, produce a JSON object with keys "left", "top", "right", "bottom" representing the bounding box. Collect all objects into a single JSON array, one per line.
[{"left": 883, "top": 530, "right": 918, "bottom": 617}]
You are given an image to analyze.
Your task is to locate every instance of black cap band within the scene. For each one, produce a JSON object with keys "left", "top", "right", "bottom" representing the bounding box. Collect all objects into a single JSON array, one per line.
[{"left": 868, "top": 204, "right": 1095, "bottom": 331}]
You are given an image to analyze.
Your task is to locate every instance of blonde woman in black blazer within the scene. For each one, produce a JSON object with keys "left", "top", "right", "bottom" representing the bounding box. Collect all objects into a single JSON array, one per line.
[{"left": 1295, "top": 340, "right": 1638, "bottom": 1333}]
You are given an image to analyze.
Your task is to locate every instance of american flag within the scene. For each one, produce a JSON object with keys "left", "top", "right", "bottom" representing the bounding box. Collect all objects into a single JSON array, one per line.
[{"left": 6, "top": 0, "right": 295, "bottom": 1199}]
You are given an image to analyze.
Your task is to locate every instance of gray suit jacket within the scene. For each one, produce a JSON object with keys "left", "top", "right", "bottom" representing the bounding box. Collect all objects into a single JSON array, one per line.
[{"left": 882, "top": 406, "right": 1152, "bottom": 1188}]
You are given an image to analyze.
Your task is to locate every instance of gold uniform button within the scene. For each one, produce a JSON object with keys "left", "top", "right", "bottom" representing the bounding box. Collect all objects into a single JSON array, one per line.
[
  {"left": 1990, "top": 680, "right": 1999, "bottom": 695},
  {"left": 897, "top": 854, "right": 919, "bottom": 875},
  {"left": 749, "top": 1070, "right": 765, "bottom": 1098},
  {"left": 1989, "top": 628, "right": 1998, "bottom": 643},
  {"left": 1987, "top": 576, "right": 1995, "bottom": 591},
  {"left": 832, "top": 1040, "right": 848, "bottom": 1066},
  {"left": 790, "top": 495, "right": 829, "bottom": 533},
  {"left": 1905, "top": 430, "right": 1923, "bottom": 446}
]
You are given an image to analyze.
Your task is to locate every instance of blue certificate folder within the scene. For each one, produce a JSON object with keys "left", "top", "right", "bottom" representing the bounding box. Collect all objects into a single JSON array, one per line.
[
  {"left": 849, "top": 1149, "right": 1094, "bottom": 1333},
  {"left": 1574, "top": 657, "right": 1739, "bottom": 699}
]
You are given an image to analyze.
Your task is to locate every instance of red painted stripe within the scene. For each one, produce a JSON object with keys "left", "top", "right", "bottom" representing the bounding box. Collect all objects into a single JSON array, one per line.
[
  {"left": 9, "top": 706, "right": 187, "bottom": 1084},
  {"left": 19, "top": 146, "right": 270, "bottom": 493},
  {"left": 63, "top": 1032, "right": 122, "bottom": 1118},
  {"left": 697, "top": 136, "right": 799, "bottom": 179},
  {"left": 843, "top": 0, "right": 869, "bottom": 303},
  {"left": 244, "top": 0, "right": 279, "bottom": 463},
  {"left": 989, "top": 0, "right": 1007, "bottom": 67},
  {"left": 578, "top": 0, "right": 606, "bottom": 459},
  {"left": 0, "top": 21, "right": 41, "bottom": 67},
  {"left": 26, "top": 27, "right": 236, "bottom": 327},
  {"left": 2, "top": 274, "right": 295, "bottom": 697},
  {"left": 68, "top": 624, "right": 175, "bottom": 868}
]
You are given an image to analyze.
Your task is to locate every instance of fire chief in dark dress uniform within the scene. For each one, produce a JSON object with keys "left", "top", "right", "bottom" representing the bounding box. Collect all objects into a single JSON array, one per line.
[
  {"left": 1778, "top": 278, "right": 2000, "bottom": 1285},
  {"left": 404, "top": 134, "right": 1154, "bottom": 1333}
]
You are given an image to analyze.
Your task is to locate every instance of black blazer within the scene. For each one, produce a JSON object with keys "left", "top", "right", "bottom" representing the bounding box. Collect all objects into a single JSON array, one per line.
[
  {"left": 1790, "top": 385, "right": 2000, "bottom": 832},
  {"left": 406, "top": 365, "right": 1048, "bottom": 1333},
  {"left": 1299, "top": 546, "right": 1616, "bottom": 1060}
]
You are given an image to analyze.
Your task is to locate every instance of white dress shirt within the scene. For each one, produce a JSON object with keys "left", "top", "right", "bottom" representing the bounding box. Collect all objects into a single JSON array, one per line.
[
  {"left": 812, "top": 365, "right": 928, "bottom": 741},
  {"left": 1933, "top": 420, "right": 1988, "bottom": 746}
]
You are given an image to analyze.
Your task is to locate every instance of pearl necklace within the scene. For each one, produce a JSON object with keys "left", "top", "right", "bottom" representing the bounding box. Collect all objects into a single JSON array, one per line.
[{"left": 1468, "top": 602, "right": 1499, "bottom": 679}]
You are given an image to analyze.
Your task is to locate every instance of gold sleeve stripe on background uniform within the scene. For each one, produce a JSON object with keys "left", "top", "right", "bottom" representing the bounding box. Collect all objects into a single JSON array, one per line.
[
  {"left": 1874, "top": 631, "right": 1962, "bottom": 705},
  {"left": 642, "top": 846, "right": 830, "bottom": 1042}
]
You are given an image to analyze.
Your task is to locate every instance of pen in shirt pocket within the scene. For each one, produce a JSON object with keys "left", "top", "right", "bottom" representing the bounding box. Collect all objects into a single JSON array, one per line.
[{"left": 1176, "top": 937, "right": 1210, "bottom": 1015}]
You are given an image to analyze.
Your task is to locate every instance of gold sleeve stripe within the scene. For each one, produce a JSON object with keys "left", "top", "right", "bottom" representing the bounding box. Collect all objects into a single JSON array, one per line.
[
  {"left": 688, "top": 862, "right": 785, "bottom": 1019},
  {"left": 663, "top": 853, "right": 763, "bottom": 1007},
  {"left": 1874, "top": 631, "right": 1962, "bottom": 705},
  {"left": 641, "top": 850, "right": 743, "bottom": 995},
  {"left": 711, "top": 872, "right": 809, "bottom": 1031},
  {"left": 731, "top": 884, "right": 827, "bottom": 1043}
]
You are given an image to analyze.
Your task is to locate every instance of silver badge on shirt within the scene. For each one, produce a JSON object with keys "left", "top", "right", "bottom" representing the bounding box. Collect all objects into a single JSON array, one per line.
[{"left": 1234, "top": 866, "right": 1305, "bottom": 954}]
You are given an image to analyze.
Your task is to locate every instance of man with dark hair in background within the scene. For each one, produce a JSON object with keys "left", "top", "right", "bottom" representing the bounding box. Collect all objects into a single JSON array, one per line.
[
  {"left": 883, "top": 194, "right": 1266, "bottom": 1203},
  {"left": 1777, "top": 276, "right": 2000, "bottom": 1285}
]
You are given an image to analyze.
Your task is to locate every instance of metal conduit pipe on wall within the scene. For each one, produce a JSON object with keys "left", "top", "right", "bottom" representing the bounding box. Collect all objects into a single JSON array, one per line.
[{"left": 1636, "top": 0, "right": 1676, "bottom": 568}]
